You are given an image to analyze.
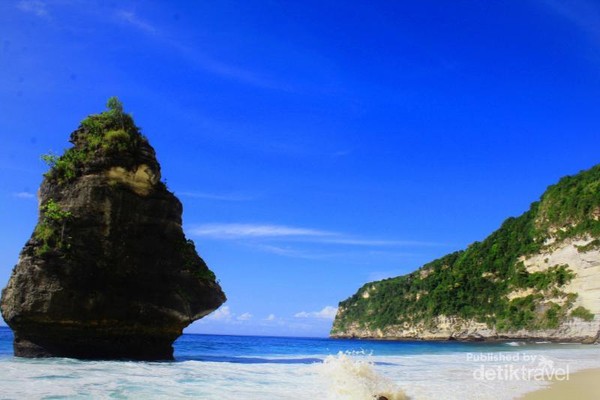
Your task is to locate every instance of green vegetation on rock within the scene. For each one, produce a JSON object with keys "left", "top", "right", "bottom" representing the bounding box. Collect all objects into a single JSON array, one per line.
[
  {"left": 34, "top": 199, "right": 73, "bottom": 257},
  {"left": 181, "top": 239, "right": 217, "bottom": 282},
  {"left": 570, "top": 306, "right": 595, "bottom": 322},
  {"left": 42, "top": 97, "right": 147, "bottom": 184},
  {"left": 333, "top": 165, "right": 600, "bottom": 335}
]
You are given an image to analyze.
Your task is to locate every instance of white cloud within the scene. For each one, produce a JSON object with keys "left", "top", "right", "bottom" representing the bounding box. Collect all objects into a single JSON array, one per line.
[
  {"left": 17, "top": 0, "right": 49, "bottom": 17},
  {"left": 13, "top": 192, "right": 35, "bottom": 199},
  {"left": 206, "top": 305, "right": 232, "bottom": 321},
  {"left": 294, "top": 306, "right": 338, "bottom": 320},
  {"left": 190, "top": 223, "right": 335, "bottom": 239},
  {"left": 237, "top": 312, "right": 253, "bottom": 321},
  {"left": 265, "top": 314, "right": 276, "bottom": 321}
]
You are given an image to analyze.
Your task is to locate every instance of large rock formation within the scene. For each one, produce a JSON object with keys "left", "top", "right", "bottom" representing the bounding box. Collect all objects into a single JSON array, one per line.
[
  {"left": 0, "top": 98, "right": 225, "bottom": 360},
  {"left": 332, "top": 164, "right": 600, "bottom": 343}
]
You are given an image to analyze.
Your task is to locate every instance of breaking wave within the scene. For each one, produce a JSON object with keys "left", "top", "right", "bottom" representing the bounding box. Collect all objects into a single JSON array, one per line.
[{"left": 317, "top": 351, "right": 407, "bottom": 400}]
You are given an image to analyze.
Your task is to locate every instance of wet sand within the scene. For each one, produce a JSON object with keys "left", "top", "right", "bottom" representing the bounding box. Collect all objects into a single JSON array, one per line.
[{"left": 518, "top": 368, "right": 600, "bottom": 400}]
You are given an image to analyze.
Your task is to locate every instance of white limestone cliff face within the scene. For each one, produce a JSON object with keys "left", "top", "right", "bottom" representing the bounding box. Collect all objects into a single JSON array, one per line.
[{"left": 520, "top": 238, "right": 600, "bottom": 318}]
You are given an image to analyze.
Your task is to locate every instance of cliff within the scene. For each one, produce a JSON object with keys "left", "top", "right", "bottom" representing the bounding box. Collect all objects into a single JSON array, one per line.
[
  {"left": 0, "top": 98, "right": 226, "bottom": 360},
  {"left": 331, "top": 165, "right": 600, "bottom": 343}
]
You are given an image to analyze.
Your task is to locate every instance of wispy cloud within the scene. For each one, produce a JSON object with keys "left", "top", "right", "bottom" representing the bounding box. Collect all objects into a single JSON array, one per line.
[
  {"left": 367, "top": 270, "right": 406, "bottom": 282},
  {"left": 189, "top": 223, "right": 443, "bottom": 252},
  {"left": 12, "top": 191, "right": 36, "bottom": 199},
  {"left": 237, "top": 312, "right": 253, "bottom": 321},
  {"left": 251, "top": 244, "right": 329, "bottom": 259},
  {"left": 204, "top": 306, "right": 254, "bottom": 323},
  {"left": 540, "top": 0, "right": 600, "bottom": 44},
  {"left": 264, "top": 314, "right": 277, "bottom": 321},
  {"left": 206, "top": 305, "right": 232, "bottom": 321},
  {"left": 190, "top": 223, "right": 335, "bottom": 239},
  {"left": 180, "top": 49, "right": 290, "bottom": 91},
  {"left": 110, "top": 9, "right": 288, "bottom": 90},
  {"left": 316, "top": 237, "right": 440, "bottom": 247},
  {"left": 115, "top": 9, "right": 157, "bottom": 35},
  {"left": 17, "top": 0, "right": 49, "bottom": 18},
  {"left": 252, "top": 244, "right": 414, "bottom": 262},
  {"left": 331, "top": 150, "right": 352, "bottom": 158},
  {"left": 177, "top": 191, "right": 255, "bottom": 202},
  {"left": 294, "top": 306, "right": 338, "bottom": 320}
]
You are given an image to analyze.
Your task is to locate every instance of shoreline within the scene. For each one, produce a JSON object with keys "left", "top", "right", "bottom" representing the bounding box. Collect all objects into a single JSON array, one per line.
[
  {"left": 330, "top": 335, "right": 598, "bottom": 344},
  {"left": 518, "top": 368, "right": 600, "bottom": 400}
]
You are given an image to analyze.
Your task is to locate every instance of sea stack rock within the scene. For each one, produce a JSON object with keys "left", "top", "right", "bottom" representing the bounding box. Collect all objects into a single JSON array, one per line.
[{"left": 0, "top": 98, "right": 226, "bottom": 360}]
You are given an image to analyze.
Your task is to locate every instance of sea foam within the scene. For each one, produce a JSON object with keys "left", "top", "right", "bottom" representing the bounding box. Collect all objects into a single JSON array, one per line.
[{"left": 318, "top": 351, "right": 407, "bottom": 400}]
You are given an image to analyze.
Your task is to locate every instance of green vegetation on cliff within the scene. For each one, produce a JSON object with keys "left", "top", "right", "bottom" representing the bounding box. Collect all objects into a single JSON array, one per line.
[{"left": 333, "top": 165, "right": 600, "bottom": 335}]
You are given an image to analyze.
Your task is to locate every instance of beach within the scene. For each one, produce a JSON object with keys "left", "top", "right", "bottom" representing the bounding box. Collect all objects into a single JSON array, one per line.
[{"left": 519, "top": 367, "right": 600, "bottom": 400}]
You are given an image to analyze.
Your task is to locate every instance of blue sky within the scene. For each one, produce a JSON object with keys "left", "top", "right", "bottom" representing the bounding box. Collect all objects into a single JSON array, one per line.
[{"left": 1, "top": 0, "right": 600, "bottom": 337}]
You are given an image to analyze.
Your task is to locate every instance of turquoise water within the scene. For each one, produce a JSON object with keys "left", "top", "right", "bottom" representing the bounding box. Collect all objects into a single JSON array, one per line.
[
  {"left": 1, "top": 326, "right": 599, "bottom": 399},
  {"left": 174, "top": 331, "right": 517, "bottom": 361}
]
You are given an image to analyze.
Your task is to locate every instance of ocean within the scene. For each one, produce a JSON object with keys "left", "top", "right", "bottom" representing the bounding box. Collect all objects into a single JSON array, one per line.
[{"left": 0, "top": 326, "right": 599, "bottom": 399}]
